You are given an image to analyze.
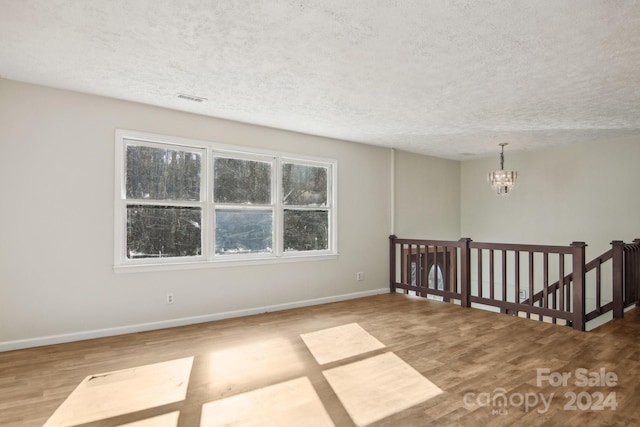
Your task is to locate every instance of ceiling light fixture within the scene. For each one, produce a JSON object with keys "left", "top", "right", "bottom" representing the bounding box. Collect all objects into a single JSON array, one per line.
[{"left": 487, "top": 143, "right": 517, "bottom": 196}]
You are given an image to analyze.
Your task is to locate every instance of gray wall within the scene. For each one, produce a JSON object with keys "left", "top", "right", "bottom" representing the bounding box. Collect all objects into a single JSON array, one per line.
[
  {"left": 3, "top": 77, "right": 636, "bottom": 349},
  {"left": 0, "top": 79, "right": 394, "bottom": 349},
  {"left": 461, "top": 139, "right": 640, "bottom": 259},
  {"left": 393, "top": 149, "right": 461, "bottom": 239}
]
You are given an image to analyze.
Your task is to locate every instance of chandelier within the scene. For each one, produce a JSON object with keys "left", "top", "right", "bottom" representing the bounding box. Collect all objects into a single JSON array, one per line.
[{"left": 487, "top": 143, "right": 517, "bottom": 196}]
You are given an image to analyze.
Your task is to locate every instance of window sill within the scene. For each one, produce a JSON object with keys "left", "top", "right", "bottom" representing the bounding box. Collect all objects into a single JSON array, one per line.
[{"left": 113, "top": 253, "right": 339, "bottom": 273}]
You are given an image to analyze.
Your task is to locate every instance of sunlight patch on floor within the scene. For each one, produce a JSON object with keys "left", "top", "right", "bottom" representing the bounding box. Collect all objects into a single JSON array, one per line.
[
  {"left": 200, "top": 376, "right": 335, "bottom": 427},
  {"left": 43, "top": 357, "right": 193, "bottom": 427},
  {"left": 323, "top": 352, "right": 443, "bottom": 427},
  {"left": 45, "top": 324, "right": 443, "bottom": 427},
  {"left": 207, "top": 337, "right": 307, "bottom": 389},
  {"left": 300, "top": 322, "right": 385, "bottom": 365}
]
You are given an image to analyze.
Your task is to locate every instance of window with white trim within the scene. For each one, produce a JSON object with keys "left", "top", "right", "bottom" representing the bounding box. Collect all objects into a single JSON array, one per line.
[
  {"left": 213, "top": 154, "right": 275, "bottom": 255},
  {"left": 114, "top": 130, "right": 337, "bottom": 269}
]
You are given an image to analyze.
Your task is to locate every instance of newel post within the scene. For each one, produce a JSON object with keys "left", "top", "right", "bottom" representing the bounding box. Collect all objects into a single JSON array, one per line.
[
  {"left": 459, "top": 238, "right": 472, "bottom": 308},
  {"left": 612, "top": 240, "right": 625, "bottom": 319},
  {"left": 389, "top": 235, "right": 397, "bottom": 294},
  {"left": 634, "top": 239, "right": 640, "bottom": 307},
  {"left": 570, "top": 242, "right": 587, "bottom": 331}
]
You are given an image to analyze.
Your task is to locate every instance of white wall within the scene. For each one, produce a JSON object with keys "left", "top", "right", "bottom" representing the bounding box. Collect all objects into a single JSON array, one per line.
[
  {"left": 461, "top": 140, "right": 640, "bottom": 327},
  {"left": 393, "top": 149, "right": 461, "bottom": 239},
  {"left": 0, "top": 79, "right": 393, "bottom": 349},
  {"left": 461, "top": 139, "right": 640, "bottom": 259},
  {"left": 4, "top": 77, "right": 635, "bottom": 349}
]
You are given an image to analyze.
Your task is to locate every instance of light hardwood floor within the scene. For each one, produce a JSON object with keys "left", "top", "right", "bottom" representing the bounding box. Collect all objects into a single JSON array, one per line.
[{"left": 1, "top": 293, "right": 639, "bottom": 426}]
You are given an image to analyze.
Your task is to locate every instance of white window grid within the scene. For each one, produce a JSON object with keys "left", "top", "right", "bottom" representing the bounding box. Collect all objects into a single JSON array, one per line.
[{"left": 114, "top": 129, "right": 337, "bottom": 270}]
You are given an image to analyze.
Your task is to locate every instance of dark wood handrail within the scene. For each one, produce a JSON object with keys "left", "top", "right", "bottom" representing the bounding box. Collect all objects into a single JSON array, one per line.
[
  {"left": 470, "top": 241, "right": 574, "bottom": 254},
  {"left": 394, "top": 238, "right": 464, "bottom": 247},
  {"left": 586, "top": 249, "right": 614, "bottom": 270},
  {"left": 524, "top": 249, "right": 613, "bottom": 306}
]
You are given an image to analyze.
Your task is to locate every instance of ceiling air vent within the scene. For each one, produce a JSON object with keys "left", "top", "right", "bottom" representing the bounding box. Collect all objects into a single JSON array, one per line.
[{"left": 177, "top": 93, "right": 207, "bottom": 103}]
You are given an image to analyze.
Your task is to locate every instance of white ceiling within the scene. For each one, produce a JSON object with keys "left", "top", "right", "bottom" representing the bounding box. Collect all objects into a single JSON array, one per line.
[{"left": 1, "top": 1, "right": 639, "bottom": 160}]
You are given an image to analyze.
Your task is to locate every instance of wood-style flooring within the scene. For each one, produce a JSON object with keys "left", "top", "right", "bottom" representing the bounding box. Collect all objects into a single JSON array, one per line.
[{"left": 1, "top": 293, "right": 639, "bottom": 426}]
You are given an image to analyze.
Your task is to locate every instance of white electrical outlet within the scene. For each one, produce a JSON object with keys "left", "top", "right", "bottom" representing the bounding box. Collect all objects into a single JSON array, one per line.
[
  {"left": 519, "top": 290, "right": 527, "bottom": 301},
  {"left": 166, "top": 293, "right": 174, "bottom": 304},
  {"left": 356, "top": 272, "right": 364, "bottom": 281}
]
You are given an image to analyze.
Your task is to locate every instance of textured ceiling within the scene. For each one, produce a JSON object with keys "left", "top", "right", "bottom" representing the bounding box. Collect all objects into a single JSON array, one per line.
[{"left": 1, "top": 1, "right": 639, "bottom": 160}]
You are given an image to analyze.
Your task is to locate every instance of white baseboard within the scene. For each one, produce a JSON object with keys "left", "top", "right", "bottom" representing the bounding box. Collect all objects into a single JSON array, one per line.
[{"left": 0, "top": 288, "right": 389, "bottom": 352}]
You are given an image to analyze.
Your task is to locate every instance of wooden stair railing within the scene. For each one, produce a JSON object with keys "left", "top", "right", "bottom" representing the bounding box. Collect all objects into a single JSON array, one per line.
[
  {"left": 389, "top": 236, "right": 640, "bottom": 331},
  {"left": 614, "top": 239, "right": 640, "bottom": 316},
  {"left": 525, "top": 240, "right": 640, "bottom": 324},
  {"left": 523, "top": 249, "right": 614, "bottom": 323}
]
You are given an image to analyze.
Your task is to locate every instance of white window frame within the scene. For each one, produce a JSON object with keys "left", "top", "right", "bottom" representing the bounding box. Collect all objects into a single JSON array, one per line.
[
  {"left": 211, "top": 150, "right": 277, "bottom": 258},
  {"left": 280, "top": 157, "right": 335, "bottom": 256},
  {"left": 114, "top": 129, "right": 337, "bottom": 272}
]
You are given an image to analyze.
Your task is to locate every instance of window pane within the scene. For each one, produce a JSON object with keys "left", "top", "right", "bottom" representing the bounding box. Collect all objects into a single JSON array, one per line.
[
  {"left": 282, "top": 163, "right": 327, "bottom": 206},
  {"left": 215, "top": 209, "right": 273, "bottom": 254},
  {"left": 126, "top": 144, "right": 201, "bottom": 201},
  {"left": 214, "top": 158, "right": 271, "bottom": 204},
  {"left": 428, "top": 265, "right": 444, "bottom": 290},
  {"left": 127, "top": 206, "right": 202, "bottom": 258},
  {"left": 284, "top": 210, "right": 328, "bottom": 251}
]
